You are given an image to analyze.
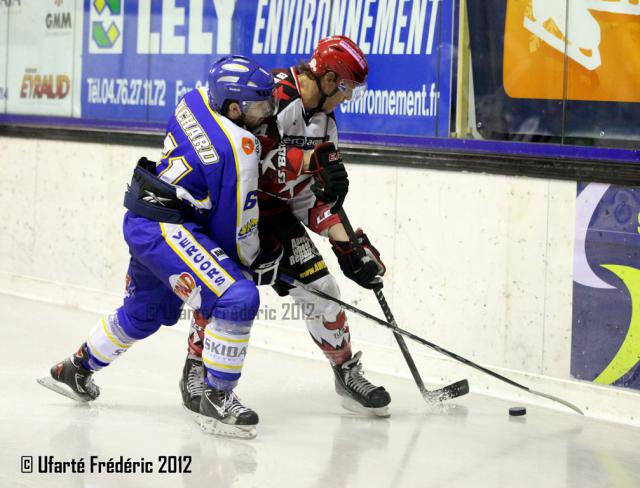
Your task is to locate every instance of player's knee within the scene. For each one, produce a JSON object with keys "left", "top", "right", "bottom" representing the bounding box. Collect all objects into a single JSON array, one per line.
[
  {"left": 116, "top": 307, "right": 162, "bottom": 340},
  {"left": 213, "top": 279, "right": 260, "bottom": 323},
  {"left": 312, "top": 273, "right": 341, "bottom": 299},
  {"left": 293, "top": 273, "right": 342, "bottom": 319}
]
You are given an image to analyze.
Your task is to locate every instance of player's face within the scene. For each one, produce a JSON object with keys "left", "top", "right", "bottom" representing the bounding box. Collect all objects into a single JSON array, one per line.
[
  {"left": 322, "top": 78, "right": 366, "bottom": 112},
  {"left": 242, "top": 93, "right": 278, "bottom": 129},
  {"left": 337, "top": 79, "right": 366, "bottom": 101}
]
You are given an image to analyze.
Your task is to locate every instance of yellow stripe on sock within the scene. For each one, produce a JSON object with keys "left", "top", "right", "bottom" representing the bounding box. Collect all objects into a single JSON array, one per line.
[
  {"left": 204, "top": 328, "right": 249, "bottom": 343},
  {"left": 203, "top": 356, "right": 243, "bottom": 371},
  {"left": 86, "top": 337, "right": 112, "bottom": 364},
  {"left": 101, "top": 319, "right": 131, "bottom": 349}
]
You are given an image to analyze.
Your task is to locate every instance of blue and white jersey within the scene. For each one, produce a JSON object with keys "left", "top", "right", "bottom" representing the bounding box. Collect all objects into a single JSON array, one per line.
[{"left": 156, "top": 87, "right": 261, "bottom": 267}]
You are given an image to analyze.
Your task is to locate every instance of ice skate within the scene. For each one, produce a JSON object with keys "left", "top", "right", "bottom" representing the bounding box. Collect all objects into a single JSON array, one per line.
[
  {"left": 524, "top": 0, "right": 602, "bottom": 70},
  {"left": 333, "top": 351, "right": 391, "bottom": 417},
  {"left": 586, "top": 0, "right": 640, "bottom": 15},
  {"left": 196, "top": 386, "right": 259, "bottom": 439},
  {"left": 179, "top": 357, "right": 204, "bottom": 415},
  {"left": 37, "top": 345, "right": 100, "bottom": 402}
]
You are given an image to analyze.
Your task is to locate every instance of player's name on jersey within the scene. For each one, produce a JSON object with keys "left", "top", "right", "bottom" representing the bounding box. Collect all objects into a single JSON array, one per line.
[{"left": 175, "top": 98, "right": 219, "bottom": 165}]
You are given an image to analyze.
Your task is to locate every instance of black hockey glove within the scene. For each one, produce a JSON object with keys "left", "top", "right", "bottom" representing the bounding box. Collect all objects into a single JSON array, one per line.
[
  {"left": 307, "top": 142, "right": 349, "bottom": 210},
  {"left": 252, "top": 238, "right": 284, "bottom": 286},
  {"left": 330, "top": 229, "right": 386, "bottom": 290}
]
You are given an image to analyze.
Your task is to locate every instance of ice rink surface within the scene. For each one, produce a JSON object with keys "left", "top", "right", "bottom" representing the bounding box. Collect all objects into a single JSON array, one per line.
[{"left": 1, "top": 294, "right": 639, "bottom": 488}]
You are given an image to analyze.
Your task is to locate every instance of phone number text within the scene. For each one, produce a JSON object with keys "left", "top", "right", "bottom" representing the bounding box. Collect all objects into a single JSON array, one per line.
[{"left": 86, "top": 78, "right": 166, "bottom": 107}]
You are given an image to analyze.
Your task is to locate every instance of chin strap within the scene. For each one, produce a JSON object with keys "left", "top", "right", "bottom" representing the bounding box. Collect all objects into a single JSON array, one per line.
[{"left": 312, "top": 74, "right": 339, "bottom": 112}]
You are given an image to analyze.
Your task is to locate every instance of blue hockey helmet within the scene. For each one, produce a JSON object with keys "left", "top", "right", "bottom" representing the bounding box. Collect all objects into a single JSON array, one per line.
[{"left": 208, "top": 55, "right": 276, "bottom": 120}]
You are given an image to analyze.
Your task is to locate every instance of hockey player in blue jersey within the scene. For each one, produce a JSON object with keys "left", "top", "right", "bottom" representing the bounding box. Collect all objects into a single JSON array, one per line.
[
  {"left": 38, "top": 56, "right": 311, "bottom": 439},
  {"left": 180, "top": 37, "right": 390, "bottom": 419}
]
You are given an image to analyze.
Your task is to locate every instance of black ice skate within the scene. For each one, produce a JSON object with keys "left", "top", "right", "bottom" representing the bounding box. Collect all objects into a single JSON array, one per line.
[
  {"left": 37, "top": 345, "right": 100, "bottom": 402},
  {"left": 179, "top": 357, "right": 204, "bottom": 414},
  {"left": 197, "top": 386, "right": 259, "bottom": 439},
  {"left": 333, "top": 351, "right": 391, "bottom": 417}
]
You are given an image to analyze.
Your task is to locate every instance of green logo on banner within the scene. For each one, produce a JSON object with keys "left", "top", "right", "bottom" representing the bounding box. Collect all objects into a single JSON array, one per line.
[
  {"left": 92, "top": 21, "right": 120, "bottom": 48},
  {"left": 93, "top": 0, "right": 121, "bottom": 15},
  {"left": 91, "top": 0, "right": 121, "bottom": 49}
]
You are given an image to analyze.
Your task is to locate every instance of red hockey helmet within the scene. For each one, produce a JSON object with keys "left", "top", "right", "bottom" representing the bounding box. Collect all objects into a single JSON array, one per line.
[{"left": 309, "top": 36, "right": 368, "bottom": 86}]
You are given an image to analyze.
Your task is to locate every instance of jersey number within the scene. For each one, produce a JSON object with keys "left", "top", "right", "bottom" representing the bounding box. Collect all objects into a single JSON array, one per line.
[
  {"left": 158, "top": 156, "right": 192, "bottom": 184},
  {"left": 243, "top": 191, "right": 258, "bottom": 210}
]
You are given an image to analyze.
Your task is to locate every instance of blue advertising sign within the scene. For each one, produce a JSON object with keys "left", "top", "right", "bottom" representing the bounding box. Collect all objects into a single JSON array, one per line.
[
  {"left": 82, "top": 0, "right": 454, "bottom": 140},
  {"left": 572, "top": 183, "right": 640, "bottom": 391}
]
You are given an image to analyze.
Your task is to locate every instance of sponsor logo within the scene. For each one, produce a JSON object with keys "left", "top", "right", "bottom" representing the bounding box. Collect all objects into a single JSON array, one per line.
[
  {"left": 281, "top": 135, "right": 327, "bottom": 150},
  {"left": 251, "top": 0, "right": 442, "bottom": 56},
  {"left": 89, "top": 0, "right": 123, "bottom": 53},
  {"left": 241, "top": 137, "right": 255, "bottom": 156},
  {"left": 169, "top": 271, "right": 202, "bottom": 308},
  {"left": 315, "top": 208, "right": 332, "bottom": 226},
  {"left": 46, "top": 11, "right": 71, "bottom": 29},
  {"left": 238, "top": 218, "right": 258, "bottom": 240},
  {"left": 46, "top": 1, "right": 72, "bottom": 31},
  {"left": 504, "top": 0, "right": 640, "bottom": 102},
  {"left": 289, "top": 237, "right": 316, "bottom": 266},
  {"left": 204, "top": 338, "right": 247, "bottom": 359},
  {"left": 175, "top": 98, "right": 219, "bottom": 165},
  {"left": 211, "top": 247, "right": 229, "bottom": 260},
  {"left": 300, "top": 260, "right": 327, "bottom": 279},
  {"left": 277, "top": 144, "right": 287, "bottom": 184},
  {"left": 172, "top": 272, "right": 196, "bottom": 300},
  {"left": 20, "top": 70, "right": 70, "bottom": 99},
  {"left": 163, "top": 224, "right": 233, "bottom": 296},
  {"left": 135, "top": 1, "right": 236, "bottom": 54}
]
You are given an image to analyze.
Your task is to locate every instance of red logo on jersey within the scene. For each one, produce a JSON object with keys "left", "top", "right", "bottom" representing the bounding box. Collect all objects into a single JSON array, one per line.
[
  {"left": 242, "top": 137, "right": 255, "bottom": 155},
  {"left": 172, "top": 272, "right": 196, "bottom": 302}
]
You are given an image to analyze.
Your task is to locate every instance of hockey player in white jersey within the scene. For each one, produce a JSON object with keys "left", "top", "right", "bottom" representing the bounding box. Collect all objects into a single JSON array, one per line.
[{"left": 181, "top": 36, "right": 391, "bottom": 417}]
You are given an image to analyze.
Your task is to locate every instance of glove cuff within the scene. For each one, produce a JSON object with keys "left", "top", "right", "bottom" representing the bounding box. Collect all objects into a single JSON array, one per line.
[{"left": 330, "top": 239, "right": 352, "bottom": 256}]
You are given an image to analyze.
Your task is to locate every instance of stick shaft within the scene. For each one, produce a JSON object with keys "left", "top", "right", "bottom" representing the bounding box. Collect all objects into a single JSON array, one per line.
[{"left": 336, "top": 208, "right": 429, "bottom": 393}]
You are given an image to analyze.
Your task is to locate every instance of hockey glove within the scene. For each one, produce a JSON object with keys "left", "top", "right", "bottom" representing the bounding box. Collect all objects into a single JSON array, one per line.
[
  {"left": 307, "top": 142, "right": 349, "bottom": 208},
  {"left": 330, "top": 229, "right": 386, "bottom": 290},
  {"left": 252, "top": 238, "right": 284, "bottom": 286}
]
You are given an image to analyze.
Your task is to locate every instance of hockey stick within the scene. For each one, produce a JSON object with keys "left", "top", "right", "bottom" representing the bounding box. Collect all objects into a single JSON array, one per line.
[
  {"left": 279, "top": 273, "right": 467, "bottom": 402},
  {"left": 278, "top": 272, "right": 584, "bottom": 415},
  {"left": 334, "top": 208, "right": 469, "bottom": 403}
]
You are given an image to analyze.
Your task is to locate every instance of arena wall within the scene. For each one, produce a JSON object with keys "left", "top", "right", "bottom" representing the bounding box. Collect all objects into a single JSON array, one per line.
[{"left": 2, "top": 136, "right": 637, "bottom": 425}]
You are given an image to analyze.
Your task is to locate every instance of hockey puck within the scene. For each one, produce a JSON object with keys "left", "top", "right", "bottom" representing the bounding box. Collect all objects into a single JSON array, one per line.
[{"left": 509, "top": 407, "right": 526, "bottom": 416}]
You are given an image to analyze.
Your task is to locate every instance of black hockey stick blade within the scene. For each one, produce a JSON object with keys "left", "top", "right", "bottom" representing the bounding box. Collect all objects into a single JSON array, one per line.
[{"left": 423, "top": 379, "right": 470, "bottom": 403}]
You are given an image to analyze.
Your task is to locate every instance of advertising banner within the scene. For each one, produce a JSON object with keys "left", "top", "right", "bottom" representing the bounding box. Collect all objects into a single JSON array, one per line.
[
  {"left": 81, "top": 0, "right": 455, "bottom": 139},
  {"left": 4, "top": 0, "right": 80, "bottom": 117},
  {"left": 571, "top": 183, "right": 640, "bottom": 391},
  {"left": 504, "top": 0, "right": 640, "bottom": 103},
  {"left": 467, "top": 0, "right": 640, "bottom": 144}
]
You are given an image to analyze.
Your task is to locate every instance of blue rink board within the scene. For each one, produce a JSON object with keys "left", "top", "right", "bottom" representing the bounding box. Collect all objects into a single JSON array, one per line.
[{"left": 81, "top": 0, "right": 454, "bottom": 142}]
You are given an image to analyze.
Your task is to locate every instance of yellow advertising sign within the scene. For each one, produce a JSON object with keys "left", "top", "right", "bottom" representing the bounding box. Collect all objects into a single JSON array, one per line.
[{"left": 504, "top": 0, "right": 640, "bottom": 102}]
